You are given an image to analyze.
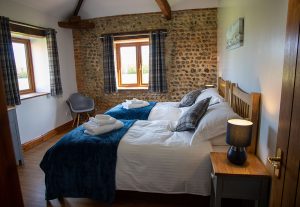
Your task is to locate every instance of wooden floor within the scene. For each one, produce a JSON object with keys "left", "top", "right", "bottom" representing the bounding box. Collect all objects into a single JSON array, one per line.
[{"left": 17, "top": 131, "right": 247, "bottom": 207}]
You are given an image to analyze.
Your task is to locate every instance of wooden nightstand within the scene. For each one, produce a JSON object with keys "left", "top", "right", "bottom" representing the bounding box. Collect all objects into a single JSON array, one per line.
[{"left": 210, "top": 152, "right": 270, "bottom": 207}]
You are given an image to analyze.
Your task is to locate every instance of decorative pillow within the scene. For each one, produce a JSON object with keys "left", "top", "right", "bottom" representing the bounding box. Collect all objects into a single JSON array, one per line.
[
  {"left": 190, "top": 102, "right": 241, "bottom": 145},
  {"left": 175, "top": 97, "right": 211, "bottom": 131},
  {"left": 195, "top": 88, "right": 225, "bottom": 106},
  {"left": 179, "top": 87, "right": 204, "bottom": 107}
]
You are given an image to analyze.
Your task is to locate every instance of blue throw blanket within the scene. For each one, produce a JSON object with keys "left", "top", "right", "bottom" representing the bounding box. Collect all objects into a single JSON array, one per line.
[
  {"left": 105, "top": 101, "right": 157, "bottom": 120},
  {"left": 40, "top": 119, "right": 136, "bottom": 203}
]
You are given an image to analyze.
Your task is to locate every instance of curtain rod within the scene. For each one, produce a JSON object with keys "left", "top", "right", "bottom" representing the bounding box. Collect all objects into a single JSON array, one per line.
[
  {"left": 99, "top": 29, "right": 168, "bottom": 39},
  {"left": 9, "top": 20, "right": 48, "bottom": 31},
  {"left": 99, "top": 32, "right": 167, "bottom": 39}
]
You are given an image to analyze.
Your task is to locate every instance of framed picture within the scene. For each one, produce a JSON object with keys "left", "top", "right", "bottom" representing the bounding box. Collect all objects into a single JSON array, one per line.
[{"left": 226, "top": 18, "right": 244, "bottom": 50}]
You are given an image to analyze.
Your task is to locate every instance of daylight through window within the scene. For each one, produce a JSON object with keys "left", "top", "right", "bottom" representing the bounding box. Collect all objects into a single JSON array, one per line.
[
  {"left": 115, "top": 38, "right": 149, "bottom": 89},
  {"left": 12, "top": 37, "right": 35, "bottom": 94}
]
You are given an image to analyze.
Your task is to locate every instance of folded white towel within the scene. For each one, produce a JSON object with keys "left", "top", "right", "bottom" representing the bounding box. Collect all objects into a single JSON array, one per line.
[
  {"left": 122, "top": 101, "right": 149, "bottom": 109},
  {"left": 95, "top": 114, "right": 112, "bottom": 120},
  {"left": 125, "top": 98, "right": 144, "bottom": 104},
  {"left": 89, "top": 117, "right": 116, "bottom": 126},
  {"left": 83, "top": 120, "right": 124, "bottom": 135}
]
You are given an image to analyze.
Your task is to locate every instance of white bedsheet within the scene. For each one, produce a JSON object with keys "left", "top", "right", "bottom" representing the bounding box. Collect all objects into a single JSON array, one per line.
[
  {"left": 148, "top": 102, "right": 190, "bottom": 121},
  {"left": 116, "top": 120, "right": 213, "bottom": 196}
]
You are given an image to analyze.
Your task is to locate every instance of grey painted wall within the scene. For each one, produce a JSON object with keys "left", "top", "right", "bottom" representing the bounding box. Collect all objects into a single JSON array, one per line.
[
  {"left": 218, "top": 0, "right": 288, "bottom": 165},
  {"left": 0, "top": 0, "right": 78, "bottom": 143}
]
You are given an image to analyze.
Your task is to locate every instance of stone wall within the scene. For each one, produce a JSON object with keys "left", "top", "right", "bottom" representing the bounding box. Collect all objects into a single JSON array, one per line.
[{"left": 73, "top": 9, "right": 217, "bottom": 112}]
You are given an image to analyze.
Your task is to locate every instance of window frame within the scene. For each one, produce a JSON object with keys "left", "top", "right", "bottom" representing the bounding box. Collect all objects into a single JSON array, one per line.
[
  {"left": 12, "top": 37, "right": 36, "bottom": 94},
  {"left": 115, "top": 40, "right": 149, "bottom": 88}
]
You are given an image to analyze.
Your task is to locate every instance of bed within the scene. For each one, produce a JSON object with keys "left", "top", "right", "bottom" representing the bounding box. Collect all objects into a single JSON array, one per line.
[
  {"left": 105, "top": 77, "right": 231, "bottom": 121},
  {"left": 40, "top": 77, "right": 260, "bottom": 203},
  {"left": 116, "top": 80, "right": 260, "bottom": 195}
]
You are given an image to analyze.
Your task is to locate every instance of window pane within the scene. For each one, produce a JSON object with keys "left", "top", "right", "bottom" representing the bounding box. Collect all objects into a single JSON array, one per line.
[
  {"left": 12, "top": 42, "right": 30, "bottom": 91},
  {"left": 141, "top": 45, "right": 149, "bottom": 84},
  {"left": 120, "top": 46, "right": 137, "bottom": 84}
]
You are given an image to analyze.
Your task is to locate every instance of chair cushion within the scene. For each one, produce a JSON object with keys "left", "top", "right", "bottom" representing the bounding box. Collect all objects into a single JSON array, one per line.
[{"left": 67, "top": 93, "right": 95, "bottom": 113}]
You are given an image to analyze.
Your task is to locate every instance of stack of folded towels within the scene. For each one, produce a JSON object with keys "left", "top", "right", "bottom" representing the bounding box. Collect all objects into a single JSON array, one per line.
[
  {"left": 122, "top": 98, "right": 149, "bottom": 109},
  {"left": 83, "top": 114, "right": 124, "bottom": 136}
]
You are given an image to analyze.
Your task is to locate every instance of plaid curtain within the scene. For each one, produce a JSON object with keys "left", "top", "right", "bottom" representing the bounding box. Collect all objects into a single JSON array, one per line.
[
  {"left": 0, "top": 16, "right": 21, "bottom": 105},
  {"left": 46, "top": 29, "right": 63, "bottom": 96},
  {"left": 103, "top": 35, "right": 117, "bottom": 93},
  {"left": 149, "top": 31, "right": 167, "bottom": 93}
]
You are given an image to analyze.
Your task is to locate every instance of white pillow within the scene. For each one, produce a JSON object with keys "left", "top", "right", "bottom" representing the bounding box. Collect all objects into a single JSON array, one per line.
[
  {"left": 190, "top": 102, "right": 241, "bottom": 145},
  {"left": 210, "top": 133, "right": 228, "bottom": 146},
  {"left": 195, "top": 88, "right": 225, "bottom": 106}
]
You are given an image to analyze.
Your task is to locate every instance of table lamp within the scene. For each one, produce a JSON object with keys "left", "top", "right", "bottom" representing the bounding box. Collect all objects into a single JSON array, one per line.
[
  {"left": 205, "top": 84, "right": 215, "bottom": 89},
  {"left": 226, "top": 119, "right": 253, "bottom": 165}
]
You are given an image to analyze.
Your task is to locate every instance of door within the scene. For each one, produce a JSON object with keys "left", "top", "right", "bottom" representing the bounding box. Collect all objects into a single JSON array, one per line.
[
  {"left": 0, "top": 59, "right": 24, "bottom": 204},
  {"left": 269, "top": 0, "right": 300, "bottom": 206}
]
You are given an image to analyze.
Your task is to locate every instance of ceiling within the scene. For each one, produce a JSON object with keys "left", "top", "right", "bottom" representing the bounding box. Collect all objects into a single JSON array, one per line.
[{"left": 10, "top": 0, "right": 219, "bottom": 20}]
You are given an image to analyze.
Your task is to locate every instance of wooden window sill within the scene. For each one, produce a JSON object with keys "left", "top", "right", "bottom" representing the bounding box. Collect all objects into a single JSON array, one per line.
[{"left": 20, "top": 92, "right": 50, "bottom": 100}]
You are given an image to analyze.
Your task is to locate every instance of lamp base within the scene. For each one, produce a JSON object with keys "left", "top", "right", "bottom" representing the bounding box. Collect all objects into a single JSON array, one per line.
[{"left": 227, "top": 146, "right": 247, "bottom": 165}]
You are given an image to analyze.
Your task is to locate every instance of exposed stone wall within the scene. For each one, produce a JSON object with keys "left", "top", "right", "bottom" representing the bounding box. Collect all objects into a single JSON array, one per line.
[{"left": 73, "top": 9, "right": 217, "bottom": 112}]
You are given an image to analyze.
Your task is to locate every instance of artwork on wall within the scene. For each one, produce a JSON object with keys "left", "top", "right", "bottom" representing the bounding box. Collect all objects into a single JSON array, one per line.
[{"left": 226, "top": 18, "right": 244, "bottom": 50}]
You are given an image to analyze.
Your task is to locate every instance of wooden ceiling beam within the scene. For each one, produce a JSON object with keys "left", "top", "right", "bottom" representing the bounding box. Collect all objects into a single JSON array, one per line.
[
  {"left": 58, "top": 21, "right": 95, "bottom": 29},
  {"left": 58, "top": 0, "right": 95, "bottom": 29},
  {"left": 73, "top": 0, "right": 84, "bottom": 16},
  {"left": 58, "top": 16, "right": 94, "bottom": 29},
  {"left": 155, "top": 0, "right": 171, "bottom": 20}
]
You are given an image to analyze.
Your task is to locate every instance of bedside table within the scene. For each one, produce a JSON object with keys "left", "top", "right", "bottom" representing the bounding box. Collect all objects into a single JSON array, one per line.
[{"left": 210, "top": 152, "right": 270, "bottom": 207}]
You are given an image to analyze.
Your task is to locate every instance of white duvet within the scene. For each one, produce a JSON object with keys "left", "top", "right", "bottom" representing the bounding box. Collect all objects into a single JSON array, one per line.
[
  {"left": 116, "top": 120, "right": 213, "bottom": 196},
  {"left": 148, "top": 102, "right": 190, "bottom": 121}
]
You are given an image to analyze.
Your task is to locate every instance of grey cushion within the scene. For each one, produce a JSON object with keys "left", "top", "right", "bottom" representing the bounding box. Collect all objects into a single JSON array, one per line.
[
  {"left": 67, "top": 93, "right": 95, "bottom": 113},
  {"left": 179, "top": 88, "right": 204, "bottom": 107},
  {"left": 175, "top": 97, "right": 211, "bottom": 132}
]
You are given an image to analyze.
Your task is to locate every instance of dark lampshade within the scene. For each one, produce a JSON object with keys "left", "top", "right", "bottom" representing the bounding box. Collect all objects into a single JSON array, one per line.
[{"left": 226, "top": 119, "right": 253, "bottom": 147}]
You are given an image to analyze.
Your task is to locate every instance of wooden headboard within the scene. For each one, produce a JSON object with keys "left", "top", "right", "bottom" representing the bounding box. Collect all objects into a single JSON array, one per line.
[
  {"left": 229, "top": 83, "right": 261, "bottom": 154},
  {"left": 218, "top": 77, "right": 230, "bottom": 101}
]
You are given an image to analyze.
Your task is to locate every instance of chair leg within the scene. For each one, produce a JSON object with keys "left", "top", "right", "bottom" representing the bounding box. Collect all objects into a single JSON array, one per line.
[
  {"left": 77, "top": 113, "right": 81, "bottom": 127},
  {"left": 72, "top": 114, "right": 78, "bottom": 128}
]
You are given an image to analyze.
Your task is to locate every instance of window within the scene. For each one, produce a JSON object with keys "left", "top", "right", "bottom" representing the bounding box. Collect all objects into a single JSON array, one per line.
[
  {"left": 12, "top": 37, "right": 35, "bottom": 94},
  {"left": 115, "top": 38, "right": 149, "bottom": 89}
]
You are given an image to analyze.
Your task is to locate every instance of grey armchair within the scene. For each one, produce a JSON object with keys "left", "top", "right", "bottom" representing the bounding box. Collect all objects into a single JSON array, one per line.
[{"left": 66, "top": 93, "right": 95, "bottom": 127}]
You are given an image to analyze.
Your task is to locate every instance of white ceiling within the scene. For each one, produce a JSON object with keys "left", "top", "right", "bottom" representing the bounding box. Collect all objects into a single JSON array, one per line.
[{"left": 10, "top": 0, "right": 219, "bottom": 20}]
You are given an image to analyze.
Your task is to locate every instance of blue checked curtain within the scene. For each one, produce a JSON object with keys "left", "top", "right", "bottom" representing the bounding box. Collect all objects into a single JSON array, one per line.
[
  {"left": 149, "top": 31, "right": 167, "bottom": 93},
  {"left": 103, "top": 35, "right": 116, "bottom": 93},
  {"left": 46, "top": 29, "right": 63, "bottom": 96},
  {"left": 0, "top": 16, "right": 21, "bottom": 105}
]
